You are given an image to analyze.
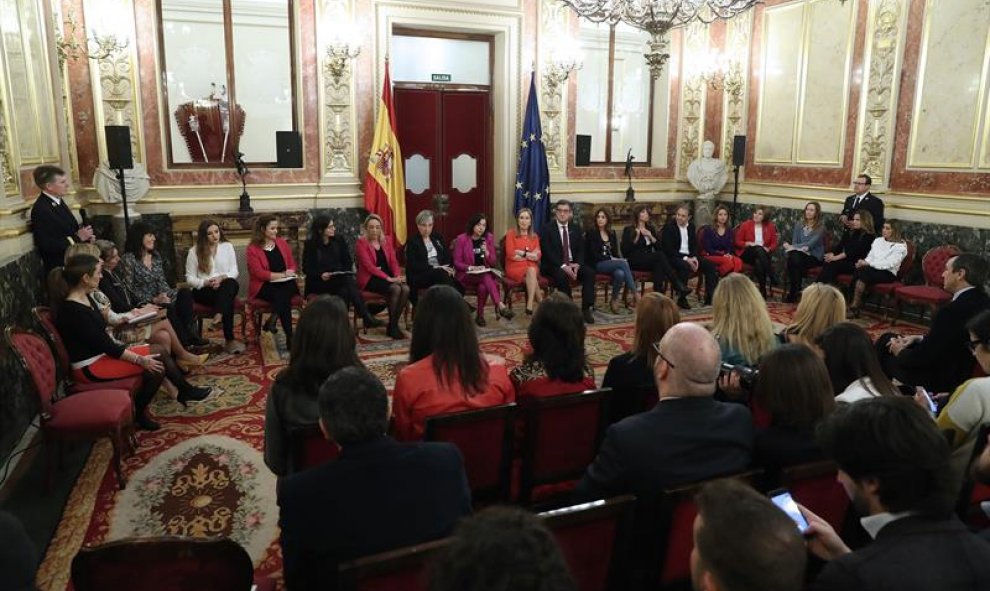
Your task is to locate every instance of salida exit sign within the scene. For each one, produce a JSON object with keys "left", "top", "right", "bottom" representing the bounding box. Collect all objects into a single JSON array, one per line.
[{"left": 431, "top": 73, "right": 452, "bottom": 82}]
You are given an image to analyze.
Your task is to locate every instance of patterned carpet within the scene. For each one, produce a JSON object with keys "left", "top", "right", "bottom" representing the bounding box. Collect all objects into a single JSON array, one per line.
[{"left": 34, "top": 298, "right": 924, "bottom": 590}]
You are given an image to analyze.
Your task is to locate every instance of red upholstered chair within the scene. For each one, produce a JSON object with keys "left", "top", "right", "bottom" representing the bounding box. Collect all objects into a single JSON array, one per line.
[
  {"left": 5, "top": 328, "right": 134, "bottom": 490},
  {"left": 782, "top": 460, "right": 850, "bottom": 535},
  {"left": 192, "top": 297, "right": 247, "bottom": 340},
  {"left": 425, "top": 403, "right": 515, "bottom": 505},
  {"left": 955, "top": 424, "right": 990, "bottom": 529},
  {"left": 355, "top": 290, "right": 410, "bottom": 334},
  {"left": 518, "top": 388, "right": 611, "bottom": 505},
  {"left": 892, "top": 244, "right": 959, "bottom": 324},
  {"left": 248, "top": 293, "right": 306, "bottom": 340},
  {"left": 337, "top": 537, "right": 449, "bottom": 591},
  {"left": 71, "top": 536, "right": 261, "bottom": 591},
  {"left": 32, "top": 306, "right": 142, "bottom": 401},
  {"left": 287, "top": 423, "right": 340, "bottom": 473},
  {"left": 540, "top": 494, "right": 636, "bottom": 591}
]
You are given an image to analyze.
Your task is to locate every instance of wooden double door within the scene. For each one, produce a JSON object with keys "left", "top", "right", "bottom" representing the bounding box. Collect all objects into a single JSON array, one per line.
[{"left": 394, "top": 87, "right": 491, "bottom": 242}]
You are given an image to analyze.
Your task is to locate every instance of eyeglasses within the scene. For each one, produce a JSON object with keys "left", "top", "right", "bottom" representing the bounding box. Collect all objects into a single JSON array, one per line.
[
  {"left": 652, "top": 342, "right": 676, "bottom": 368},
  {"left": 969, "top": 339, "right": 985, "bottom": 353}
]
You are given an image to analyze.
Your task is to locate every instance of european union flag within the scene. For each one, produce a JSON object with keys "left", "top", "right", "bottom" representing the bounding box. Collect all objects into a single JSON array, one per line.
[{"left": 513, "top": 72, "right": 551, "bottom": 230}]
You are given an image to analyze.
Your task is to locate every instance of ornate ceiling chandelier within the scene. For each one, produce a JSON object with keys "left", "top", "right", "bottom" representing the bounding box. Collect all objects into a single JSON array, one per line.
[{"left": 558, "top": 0, "right": 760, "bottom": 78}]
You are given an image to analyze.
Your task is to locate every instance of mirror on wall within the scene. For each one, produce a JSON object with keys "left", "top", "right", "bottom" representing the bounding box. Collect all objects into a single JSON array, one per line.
[{"left": 158, "top": 0, "right": 296, "bottom": 167}]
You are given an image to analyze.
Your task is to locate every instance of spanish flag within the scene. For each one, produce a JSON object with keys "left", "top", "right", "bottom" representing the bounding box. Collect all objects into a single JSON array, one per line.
[{"left": 364, "top": 60, "right": 407, "bottom": 244}]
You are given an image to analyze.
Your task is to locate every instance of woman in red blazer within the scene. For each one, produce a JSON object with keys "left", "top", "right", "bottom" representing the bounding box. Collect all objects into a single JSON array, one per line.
[
  {"left": 355, "top": 214, "right": 410, "bottom": 339},
  {"left": 247, "top": 215, "right": 299, "bottom": 342},
  {"left": 734, "top": 205, "right": 780, "bottom": 297}
]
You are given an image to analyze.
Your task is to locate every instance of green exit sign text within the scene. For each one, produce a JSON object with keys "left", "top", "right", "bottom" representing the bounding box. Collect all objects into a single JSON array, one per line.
[{"left": 431, "top": 73, "right": 452, "bottom": 82}]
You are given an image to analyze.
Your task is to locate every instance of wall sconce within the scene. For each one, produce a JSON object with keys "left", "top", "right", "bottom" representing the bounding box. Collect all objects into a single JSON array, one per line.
[
  {"left": 693, "top": 50, "right": 744, "bottom": 99},
  {"left": 542, "top": 40, "right": 583, "bottom": 97},
  {"left": 55, "top": 11, "right": 128, "bottom": 67},
  {"left": 325, "top": 40, "right": 361, "bottom": 86}
]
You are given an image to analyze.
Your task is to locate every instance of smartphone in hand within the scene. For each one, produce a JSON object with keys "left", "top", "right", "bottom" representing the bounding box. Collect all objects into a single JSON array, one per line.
[{"left": 769, "top": 489, "right": 811, "bottom": 535}]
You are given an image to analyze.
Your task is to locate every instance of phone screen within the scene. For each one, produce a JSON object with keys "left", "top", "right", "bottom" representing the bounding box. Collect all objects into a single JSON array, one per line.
[
  {"left": 920, "top": 389, "right": 938, "bottom": 415},
  {"left": 770, "top": 490, "right": 811, "bottom": 534}
]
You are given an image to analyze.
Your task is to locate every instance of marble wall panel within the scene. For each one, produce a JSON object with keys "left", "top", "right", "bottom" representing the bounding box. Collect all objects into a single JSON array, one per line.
[{"left": 754, "top": 2, "right": 803, "bottom": 163}]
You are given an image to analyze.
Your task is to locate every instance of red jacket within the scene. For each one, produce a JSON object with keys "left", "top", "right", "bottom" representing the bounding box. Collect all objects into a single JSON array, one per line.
[
  {"left": 246, "top": 238, "right": 297, "bottom": 299},
  {"left": 733, "top": 220, "right": 779, "bottom": 256},
  {"left": 355, "top": 235, "right": 401, "bottom": 290}
]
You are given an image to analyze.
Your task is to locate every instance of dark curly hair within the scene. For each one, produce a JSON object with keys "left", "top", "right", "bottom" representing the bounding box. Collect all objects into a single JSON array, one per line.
[{"left": 525, "top": 293, "right": 587, "bottom": 383}]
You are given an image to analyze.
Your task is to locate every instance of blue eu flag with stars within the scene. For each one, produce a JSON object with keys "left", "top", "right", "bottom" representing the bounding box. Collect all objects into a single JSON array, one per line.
[{"left": 514, "top": 72, "right": 551, "bottom": 230}]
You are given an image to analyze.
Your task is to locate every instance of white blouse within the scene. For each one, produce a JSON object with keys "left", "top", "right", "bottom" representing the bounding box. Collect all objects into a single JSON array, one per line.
[
  {"left": 836, "top": 377, "right": 883, "bottom": 404},
  {"left": 864, "top": 238, "right": 907, "bottom": 274},
  {"left": 185, "top": 241, "right": 239, "bottom": 288}
]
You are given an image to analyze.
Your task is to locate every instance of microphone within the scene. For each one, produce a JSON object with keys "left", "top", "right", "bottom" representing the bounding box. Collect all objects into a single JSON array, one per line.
[{"left": 80, "top": 208, "right": 88, "bottom": 225}]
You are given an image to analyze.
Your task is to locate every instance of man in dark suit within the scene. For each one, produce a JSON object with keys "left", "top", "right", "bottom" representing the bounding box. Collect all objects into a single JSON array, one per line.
[
  {"left": 839, "top": 174, "right": 884, "bottom": 233},
  {"left": 539, "top": 199, "right": 597, "bottom": 323},
  {"left": 660, "top": 203, "right": 718, "bottom": 308},
  {"left": 804, "top": 397, "right": 990, "bottom": 590},
  {"left": 278, "top": 368, "right": 472, "bottom": 591},
  {"left": 879, "top": 253, "right": 990, "bottom": 394},
  {"left": 575, "top": 323, "right": 753, "bottom": 499},
  {"left": 29, "top": 164, "right": 93, "bottom": 273}
]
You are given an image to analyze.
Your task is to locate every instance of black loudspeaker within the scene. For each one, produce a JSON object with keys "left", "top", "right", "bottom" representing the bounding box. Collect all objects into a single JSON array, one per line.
[
  {"left": 276, "top": 131, "right": 303, "bottom": 168},
  {"left": 576, "top": 134, "right": 592, "bottom": 166},
  {"left": 732, "top": 135, "right": 747, "bottom": 167},
  {"left": 105, "top": 126, "right": 133, "bottom": 170}
]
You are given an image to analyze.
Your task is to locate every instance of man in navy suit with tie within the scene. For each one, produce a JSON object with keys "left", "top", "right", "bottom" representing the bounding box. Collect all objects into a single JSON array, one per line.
[
  {"left": 30, "top": 165, "right": 93, "bottom": 272},
  {"left": 839, "top": 174, "right": 884, "bottom": 233},
  {"left": 539, "top": 199, "right": 597, "bottom": 324}
]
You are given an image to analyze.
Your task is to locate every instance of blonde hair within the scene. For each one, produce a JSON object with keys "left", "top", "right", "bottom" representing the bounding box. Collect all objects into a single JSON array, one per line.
[
  {"left": 710, "top": 273, "right": 777, "bottom": 365},
  {"left": 64, "top": 241, "right": 101, "bottom": 263},
  {"left": 630, "top": 292, "right": 681, "bottom": 367},
  {"left": 515, "top": 207, "right": 535, "bottom": 236},
  {"left": 362, "top": 214, "right": 385, "bottom": 239},
  {"left": 785, "top": 283, "right": 846, "bottom": 346}
]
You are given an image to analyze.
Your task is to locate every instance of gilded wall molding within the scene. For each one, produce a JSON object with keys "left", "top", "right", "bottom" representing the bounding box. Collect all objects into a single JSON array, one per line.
[
  {"left": 539, "top": 0, "right": 568, "bottom": 175},
  {"left": 318, "top": 0, "right": 357, "bottom": 177},
  {"left": 677, "top": 21, "right": 708, "bottom": 178},
  {"left": 854, "top": 0, "right": 905, "bottom": 187},
  {"left": 0, "top": 93, "right": 18, "bottom": 197},
  {"left": 721, "top": 10, "right": 752, "bottom": 167}
]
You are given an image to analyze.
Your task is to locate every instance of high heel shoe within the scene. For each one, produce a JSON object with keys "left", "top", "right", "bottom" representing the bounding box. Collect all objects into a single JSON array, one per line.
[
  {"left": 525, "top": 307, "right": 534, "bottom": 316},
  {"left": 177, "top": 386, "right": 212, "bottom": 408},
  {"left": 475, "top": 314, "right": 487, "bottom": 327},
  {"left": 496, "top": 306, "right": 515, "bottom": 321},
  {"left": 176, "top": 353, "right": 209, "bottom": 373}
]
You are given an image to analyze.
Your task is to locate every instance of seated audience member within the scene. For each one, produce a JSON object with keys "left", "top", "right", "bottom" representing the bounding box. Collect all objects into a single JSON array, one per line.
[
  {"left": 430, "top": 506, "right": 576, "bottom": 591},
  {"left": 733, "top": 205, "right": 779, "bottom": 297},
  {"left": 848, "top": 220, "right": 908, "bottom": 317},
  {"left": 56, "top": 255, "right": 210, "bottom": 431},
  {"left": 392, "top": 285, "right": 514, "bottom": 441},
  {"left": 602, "top": 292, "right": 680, "bottom": 392},
  {"left": 840, "top": 174, "right": 884, "bottom": 234},
  {"left": 454, "top": 212, "right": 514, "bottom": 326},
  {"left": 97, "top": 239, "right": 141, "bottom": 313},
  {"left": 817, "top": 322, "right": 899, "bottom": 404},
  {"left": 782, "top": 201, "right": 825, "bottom": 303},
  {"left": 661, "top": 203, "right": 719, "bottom": 308},
  {"left": 30, "top": 164, "right": 93, "bottom": 273},
  {"left": 121, "top": 221, "right": 206, "bottom": 347},
  {"left": 503, "top": 207, "right": 544, "bottom": 315},
  {"left": 691, "top": 479, "right": 807, "bottom": 591},
  {"left": 621, "top": 204, "right": 686, "bottom": 302},
  {"left": 699, "top": 204, "right": 743, "bottom": 277},
  {"left": 753, "top": 344, "right": 835, "bottom": 473},
  {"left": 539, "top": 199, "right": 597, "bottom": 324},
  {"left": 405, "top": 209, "right": 463, "bottom": 306},
  {"left": 936, "top": 310, "right": 990, "bottom": 487},
  {"left": 803, "top": 397, "right": 990, "bottom": 590},
  {"left": 816, "top": 210, "right": 875, "bottom": 285},
  {"left": 264, "top": 296, "right": 362, "bottom": 476},
  {"left": 247, "top": 215, "right": 300, "bottom": 343},
  {"left": 355, "top": 214, "right": 410, "bottom": 339},
  {"left": 709, "top": 273, "right": 778, "bottom": 367},
  {"left": 576, "top": 323, "right": 753, "bottom": 499},
  {"left": 878, "top": 254, "right": 990, "bottom": 395},
  {"left": 185, "top": 219, "right": 244, "bottom": 353},
  {"left": 303, "top": 215, "right": 382, "bottom": 330},
  {"left": 586, "top": 207, "right": 638, "bottom": 314},
  {"left": 0, "top": 510, "right": 38, "bottom": 591},
  {"left": 278, "top": 367, "right": 471, "bottom": 590},
  {"left": 510, "top": 293, "right": 595, "bottom": 399},
  {"left": 780, "top": 283, "right": 846, "bottom": 347}
]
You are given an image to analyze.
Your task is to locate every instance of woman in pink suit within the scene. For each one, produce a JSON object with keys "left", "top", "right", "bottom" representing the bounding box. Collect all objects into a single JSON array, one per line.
[
  {"left": 454, "top": 213, "right": 514, "bottom": 327},
  {"left": 247, "top": 215, "right": 299, "bottom": 343},
  {"left": 355, "top": 214, "right": 410, "bottom": 339},
  {"left": 733, "top": 205, "right": 780, "bottom": 298}
]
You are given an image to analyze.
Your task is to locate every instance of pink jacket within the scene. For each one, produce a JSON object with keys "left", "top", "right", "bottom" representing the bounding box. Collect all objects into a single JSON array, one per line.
[
  {"left": 453, "top": 233, "right": 496, "bottom": 283},
  {"left": 355, "top": 235, "right": 400, "bottom": 290},
  {"left": 246, "top": 238, "right": 297, "bottom": 299}
]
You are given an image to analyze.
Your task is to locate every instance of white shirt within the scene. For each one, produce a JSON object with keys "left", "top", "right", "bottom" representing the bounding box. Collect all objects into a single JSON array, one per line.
[
  {"left": 754, "top": 224, "right": 764, "bottom": 246},
  {"left": 425, "top": 238, "right": 439, "bottom": 267},
  {"left": 558, "top": 223, "right": 572, "bottom": 263},
  {"left": 835, "top": 377, "right": 883, "bottom": 404},
  {"left": 864, "top": 238, "right": 907, "bottom": 273},
  {"left": 185, "top": 241, "right": 239, "bottom": 288},
  {"left": 43, "top": 191, "right": 62, "bottom": 206},
  {"left": 953, "top": 285, "right": 976, "bottom": 302},
  {"left": 860, "top": 511, "right": 914, "bottom": 539},
  {"left": 678, "top": 224, "right": 690, "bottom": 255}
]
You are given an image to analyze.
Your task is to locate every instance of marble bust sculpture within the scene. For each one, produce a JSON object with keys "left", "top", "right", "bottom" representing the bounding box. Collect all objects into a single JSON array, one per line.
[{"left": 687, "top": 140, "right": 728, "bottom": 201}]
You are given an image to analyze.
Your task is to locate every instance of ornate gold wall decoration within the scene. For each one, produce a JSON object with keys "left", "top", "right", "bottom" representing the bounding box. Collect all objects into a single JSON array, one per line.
[
  {"left": 721, "top": 10, "right": 752, "bottom": 166},
  {"left": 678, "top": 21, "right": 708, "bottom": 178},
  {"left": 854, "top": 0, "right": 905, "bottom": 187},
  {"left": 539, "top": 0, "right": 569, "bottom": 174},
  {"left": 318, "top": 0, "right": 357, "bottom": 176},
  {"left": 0, "top": 93, "right": 18, "bottom": 196}
]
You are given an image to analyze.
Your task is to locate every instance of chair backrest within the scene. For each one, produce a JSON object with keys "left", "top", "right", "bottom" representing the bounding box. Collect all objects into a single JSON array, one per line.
[
  {"left": 540, "top": 495, "right": 636, "bottom": 591},
  {"left": 337, "top": 537, "right": 449, "bottom": 591},
  {"left": 33, "top": 305, "right": 70, "bottom": 380},
  {"left": 895, "top": 240, "right": 917, "bottom": 281},
  {"left": 288, "top": 424, "right": 340, "bottom": 473},
  {"left": 782, "top": 460, "right": 849, "bottom": 533},
  {"left": 4, "top": 327, "right": 57, "bottom": 416},
  {"left": 71, "top": 536, "right": 254, "bottom": 591},
  {"left": 519, "top": 388, "right": 611, "bottom": 503},
  {"left": 696, "top": 226, "right": 709, "bottom": 256},
  {"left": 955, "top": 423, "right": 990, "bottom": 525},
  {"left": 921, "top": 245, "right": 961, "bottom": 287},
  {"left": 604, "top": 384, "right": 657, "bottom": 427},
  {"left": 425, "top": 403, "right": 515, "bottom": 504}
]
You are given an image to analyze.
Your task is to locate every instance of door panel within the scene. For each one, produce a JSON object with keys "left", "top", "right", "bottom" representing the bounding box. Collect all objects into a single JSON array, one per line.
[
  {"left": 441, "top": 91, "right": 489, "bottom": 239},
  {"left": 395, "top": 88, "right": 441, "bottom": 239}
]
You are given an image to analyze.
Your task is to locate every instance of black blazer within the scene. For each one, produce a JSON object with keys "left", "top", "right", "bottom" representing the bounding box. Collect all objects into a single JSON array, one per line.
[
  {"left": 840, "top": 192, "right": 885, "bottom": 230},
  {"left": 659, "top": 221, "right": 701, "bottom": 259},
  {"left": 303, "top": 237, "right": 354, "bottom": 295},
  {"left": 811, "top": 515, "right": 990, "bottom": 591},
  {"left": 575, "top": 396, "right": 753, "bottom": 500},
  {"left": 539, "top": 221, "right": 587, "bottom": 272},
  {"left": 602, "top": 352, "right": 654, "bottom": 393},
  {"left": 897, "top": 288, "right": 990, "bottom": 393},
  {"left": 404, "top": 233, "right": 452, "bottom": 285},
  {"left": 584, "top": 228, "right": 620, "bottom": 265},
  {"left": 621, "top": 224, "right": 662, "bottom": 259},
  {"left": 99, "top": 269, "right": 139, "bottom": 313},
  {"left": 277, "top": 436, "right": 471, "bottom": 591},
  {"left": 831, "top": 230, "right": 874, "bottom": 261},
  {"left": 30, "top": 193, "right": 80, "bottom": 272}
]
